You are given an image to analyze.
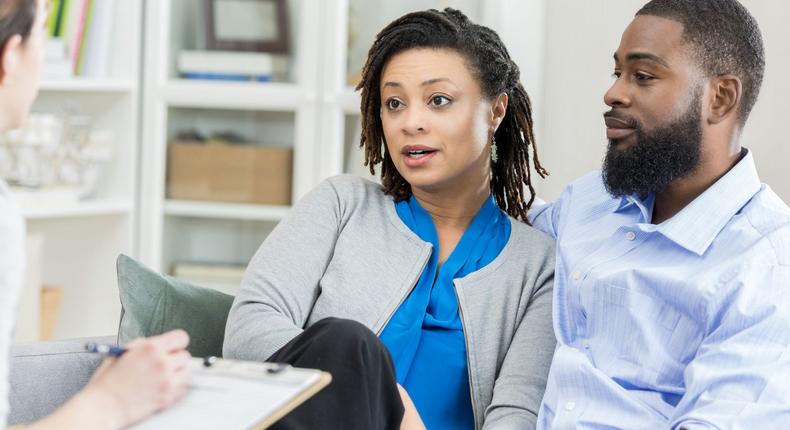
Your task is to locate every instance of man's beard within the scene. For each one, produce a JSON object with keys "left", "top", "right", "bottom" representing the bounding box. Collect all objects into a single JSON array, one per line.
[{"left": 602, "top": 89, "right": 703, "bottom": 198}]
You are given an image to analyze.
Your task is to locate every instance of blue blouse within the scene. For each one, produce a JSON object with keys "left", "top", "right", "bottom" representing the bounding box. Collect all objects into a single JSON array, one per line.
[{"left": 380, "top": 194, "right": 511, "bottom": 429}]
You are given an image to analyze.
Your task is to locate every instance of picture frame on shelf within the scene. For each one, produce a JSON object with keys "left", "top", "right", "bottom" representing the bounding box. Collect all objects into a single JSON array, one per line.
[{"left": 204, "top": 0, "right": 290, "bottom": 53}]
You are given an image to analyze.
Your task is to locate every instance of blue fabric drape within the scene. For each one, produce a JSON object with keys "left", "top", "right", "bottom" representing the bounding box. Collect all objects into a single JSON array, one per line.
[{"left": 380, "top": 194, "right": 511, "bottom": 429}]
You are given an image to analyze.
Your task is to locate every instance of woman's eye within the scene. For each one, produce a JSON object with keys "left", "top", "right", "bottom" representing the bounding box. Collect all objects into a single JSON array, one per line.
[
  {"left": 430, "top": 95, "right": 451, "bottom": 107},
  {"left": 635, "top": 73, "right": 655, "bottom": 82},
  {"left": 386, "top": 99, "right": 403, "bottom": 110},
  {"left": 612, "top": 71, "right": 622, "bottom": 79}
]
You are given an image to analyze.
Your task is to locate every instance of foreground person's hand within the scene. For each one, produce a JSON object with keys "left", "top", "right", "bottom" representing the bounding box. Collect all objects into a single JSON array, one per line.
[
  {"left": 84, "top": 329, "right": 193, "bottom": 428},
  {"left": 23, "top": 330, "right": 192, "bottom": 430}
]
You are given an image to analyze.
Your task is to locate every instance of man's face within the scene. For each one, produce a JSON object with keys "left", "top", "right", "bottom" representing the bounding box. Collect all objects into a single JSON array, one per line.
[{"left": 602, "top": 15, "right": 705, "bottom": 197}]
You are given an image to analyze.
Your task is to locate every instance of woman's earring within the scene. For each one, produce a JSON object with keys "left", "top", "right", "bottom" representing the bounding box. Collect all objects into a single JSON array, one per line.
[{"left": 491, "top": 136, "right": 499, "bottom": 163}]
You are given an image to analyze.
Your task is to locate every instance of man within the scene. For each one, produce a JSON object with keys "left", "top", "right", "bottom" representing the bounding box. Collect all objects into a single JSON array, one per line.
[{"left": 531, "top": 0, "right": 790, "bottom": 428}]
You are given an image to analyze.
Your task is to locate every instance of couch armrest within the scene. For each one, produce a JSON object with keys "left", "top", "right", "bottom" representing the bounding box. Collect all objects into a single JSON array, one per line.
[{"left": 8, "top": 336, "right": 114, "bottom": 425}]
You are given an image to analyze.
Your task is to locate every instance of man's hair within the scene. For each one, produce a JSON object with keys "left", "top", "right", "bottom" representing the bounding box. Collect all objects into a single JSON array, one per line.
[
  {"left": 0, "top": 0, "right": 37, "bottom": 57},
  {"left": 356, "top": 8, "right": 548, "bottom": 223},
  {"left": 636, "top": 0, "right": 765, "bottom": 124}
]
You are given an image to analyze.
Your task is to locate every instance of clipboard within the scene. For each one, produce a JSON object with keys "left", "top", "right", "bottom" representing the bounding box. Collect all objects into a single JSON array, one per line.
[{"left": 129, "top": 358, "right": 332, "bottom": 430}]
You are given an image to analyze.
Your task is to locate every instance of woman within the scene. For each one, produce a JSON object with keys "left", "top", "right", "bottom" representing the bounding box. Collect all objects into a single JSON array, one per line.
[
  {"left": 223, "top": 8, "right": 556, "bottom": 430},
  {"left": 0, "top": 1, "right": 190, "bottom": 429}
]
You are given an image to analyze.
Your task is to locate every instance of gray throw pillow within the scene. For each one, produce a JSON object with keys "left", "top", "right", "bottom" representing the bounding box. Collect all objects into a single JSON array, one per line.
[{"left": 116, "top": 254, "right": 235, "bottom": 358}]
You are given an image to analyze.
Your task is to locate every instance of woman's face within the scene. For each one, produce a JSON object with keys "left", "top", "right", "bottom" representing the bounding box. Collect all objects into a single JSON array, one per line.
[
  {"left": 0, "top": 0, "right": 47, "bottom": 130},
  {"left": 379, "top": 48, "right": 504, "bottom": 196}
]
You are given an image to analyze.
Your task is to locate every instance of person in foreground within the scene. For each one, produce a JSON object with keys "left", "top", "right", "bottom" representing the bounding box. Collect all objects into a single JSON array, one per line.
[
  {"left": 530, "top": 0, "right": 790, "bottom": 428},
  {"left": 0, "top": 1, "right": 191, "bottom": 428},
  {"left": 224, "top": 8, "right": 556, "bottom": 430}
]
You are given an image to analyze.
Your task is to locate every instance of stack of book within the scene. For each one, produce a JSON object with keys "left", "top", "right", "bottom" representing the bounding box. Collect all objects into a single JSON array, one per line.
[
  {"left": 45, "top": 0, "right": 116, "bottom": 79},
  {"left": 177, "top": 50, "right": 289, "bottom": 82},
  {"left": 171, "top": 261, "right": 247, "bottom": 296}
]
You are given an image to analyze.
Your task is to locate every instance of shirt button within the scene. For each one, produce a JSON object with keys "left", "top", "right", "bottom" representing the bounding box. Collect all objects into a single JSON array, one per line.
[
  {"left": 565, "top": 401, "right": 576, "bottom": 411},
  {"left": 572, "top": 271, "right": 582, "bottom": 280},
  {"left": 626, "top": 231, "right": 636, "bottom": 241},
  {"left": 583, "top": 341, "right": 591, "bottom": 349}
]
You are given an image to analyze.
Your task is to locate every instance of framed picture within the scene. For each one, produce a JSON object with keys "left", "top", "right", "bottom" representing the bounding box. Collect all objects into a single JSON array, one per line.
[{"left": 204, "top": 0, "right": 290, "bottom": 53}]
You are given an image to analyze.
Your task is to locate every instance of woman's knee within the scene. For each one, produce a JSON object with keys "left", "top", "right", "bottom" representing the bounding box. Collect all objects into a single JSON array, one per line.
[{"left": 309, "top": 318, "right": 382, "bottom": 352}]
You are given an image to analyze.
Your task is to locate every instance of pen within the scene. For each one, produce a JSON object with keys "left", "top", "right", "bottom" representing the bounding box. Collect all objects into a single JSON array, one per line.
[{"left": 85, "top": 342, "right": 127, "bottom": 357}]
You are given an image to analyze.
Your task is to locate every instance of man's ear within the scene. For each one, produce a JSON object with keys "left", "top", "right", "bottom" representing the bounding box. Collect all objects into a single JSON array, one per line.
[
  {"left": 707, "top": 75, "right": 742, "bottom": 125},
  {"left": 0, "top": 35, "right": 24, "bottom": 86},
  {"left": 490, "top": 92, "right": 509, "bottom": 130}
]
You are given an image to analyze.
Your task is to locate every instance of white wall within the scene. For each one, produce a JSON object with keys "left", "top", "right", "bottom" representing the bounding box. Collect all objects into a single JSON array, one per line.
[
  {"left": 535, "top": 0, "right": 790, "bottom": 202},
  {"left": 739, "top": 1, "right": 790, "bottom": 201}
]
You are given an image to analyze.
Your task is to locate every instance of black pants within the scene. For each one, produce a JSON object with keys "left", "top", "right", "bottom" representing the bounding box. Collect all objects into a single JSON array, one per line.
[{"left": 267, "top": 318, "right": 405, "bottom": 430}]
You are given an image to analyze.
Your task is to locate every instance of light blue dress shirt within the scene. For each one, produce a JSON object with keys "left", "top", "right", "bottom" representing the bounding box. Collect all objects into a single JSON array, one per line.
[{"left": 530, "top": 150, "right": 790, "bottom": 429}]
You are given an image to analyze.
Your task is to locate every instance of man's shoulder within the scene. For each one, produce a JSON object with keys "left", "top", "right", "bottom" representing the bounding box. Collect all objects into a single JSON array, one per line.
[
  {"left": 740, "top": 185, "right": 790, "bottom": 266},
  {"left": 553, "top": 170, "right": 621, "bottom": 217}
]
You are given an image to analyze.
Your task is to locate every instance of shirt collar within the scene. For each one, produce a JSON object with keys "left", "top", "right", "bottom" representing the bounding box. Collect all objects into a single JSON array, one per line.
[
  {"left": 615, "top": 193, "right": 655, "bottom": 222},
  {"left": 650, "top": 149, "right": 761, "bottom": 256}
]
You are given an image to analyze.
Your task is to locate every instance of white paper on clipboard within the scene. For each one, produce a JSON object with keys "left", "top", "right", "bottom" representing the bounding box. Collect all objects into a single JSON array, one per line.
[{"left": 129, "top": 358, "right": 331, "bottom": 430}]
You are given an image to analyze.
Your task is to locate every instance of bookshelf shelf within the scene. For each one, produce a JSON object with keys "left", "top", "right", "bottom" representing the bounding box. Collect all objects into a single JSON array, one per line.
[
  {"left": 338, "top": 86, "right": 361, "bottom": 114},
  {"left": 39, "top": 79, "right": 137, "bottom": 93},
  {"left": 11, "top": 0, "right": 144, "bottom": 340},
  {"left": 161, "top": 80, "right": 310, "bottom": 111},
  {"left": 163, "top": 200, "right": 291, "bottom": 222},
  {"left": 21, "top": 199, "right": 133, "bottom": 220}
]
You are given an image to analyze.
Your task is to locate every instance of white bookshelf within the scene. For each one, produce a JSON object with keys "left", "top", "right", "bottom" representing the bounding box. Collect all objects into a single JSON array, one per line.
[
  {"left": 161, "top": 80, "right": 309, "bottom": 111},
  {"left": 139, "top": 0, "right": 321, "bottom": 274},
  {"left": 14, "top": 0, "right": 144, "bottom": 340},
  {"left": 138, "top": 0, "right": 545, "bottom": 284},
  {"left": 337, "top": 87, "right": 360, "bottom": 115},
  {"left": 39, "top": 79, "right": 136, "bottom": 93},
  {"left": 164, "top": 200, "right": 290, "bottom": 222},
  {"left": 21, "top": 199, "right": 133, "bottom": 220}
]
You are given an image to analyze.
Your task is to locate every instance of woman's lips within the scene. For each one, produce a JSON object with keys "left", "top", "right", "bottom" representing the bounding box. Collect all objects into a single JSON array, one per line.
[{"left": 402, "top": 150, "right": 438, "bottom": 168}]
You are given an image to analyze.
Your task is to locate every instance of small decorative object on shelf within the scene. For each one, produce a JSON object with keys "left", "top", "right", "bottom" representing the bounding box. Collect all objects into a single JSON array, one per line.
[
  {"left": 166, "top": 131, "right": 292, "bottom": 206},
  {"left": 40, "top": 286, "right": 64, "bottom": 341},
  {"left": 180, "top": 0, "right": 291, "bottom": 83},
  {"left": 0, "top": 109, "right": 114, "bottom": 201},
  {"left": 204, "top": 0, "right": 290, "bottom": 53}
]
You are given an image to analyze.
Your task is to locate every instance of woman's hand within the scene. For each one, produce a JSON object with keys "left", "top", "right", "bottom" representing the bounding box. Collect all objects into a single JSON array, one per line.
[
  {"left": 398, "top": 384, "right": 426, "bottom": 430},
  {"left": 80, "top": 330, "right": 192, "bottom": 428}
]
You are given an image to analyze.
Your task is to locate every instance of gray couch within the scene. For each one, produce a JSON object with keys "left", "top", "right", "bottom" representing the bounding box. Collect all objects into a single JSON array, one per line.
[
  {"left": 8, "top": 336, "right": 113, "bottom": 425},
  {"left": 7, "top": 255, "right": 236, "bottom": 426}
]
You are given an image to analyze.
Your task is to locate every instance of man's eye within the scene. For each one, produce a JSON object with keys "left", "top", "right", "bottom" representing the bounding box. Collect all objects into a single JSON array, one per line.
[
  {"left": 430, "top": 95, "right": 451, "bottom": 107},
  {"left": 386, "top": 99, "right": 403, "bottom": 110},
  {"left": 612, "top": 71, "right": 622, "bottom": 79}
]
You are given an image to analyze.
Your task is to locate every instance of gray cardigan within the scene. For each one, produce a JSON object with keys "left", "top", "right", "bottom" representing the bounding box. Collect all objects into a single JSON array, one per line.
[{"left": 223, "top": 175, "right": 556, "bottom": 429}]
